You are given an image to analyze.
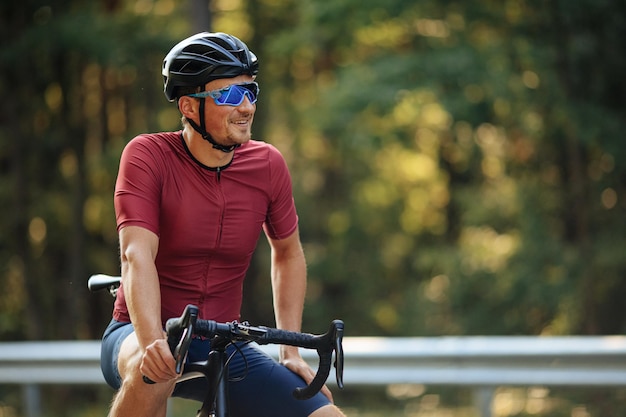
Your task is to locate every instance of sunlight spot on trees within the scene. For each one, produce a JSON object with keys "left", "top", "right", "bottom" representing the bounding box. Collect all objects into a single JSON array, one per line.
[
  {"left": 375, "top": 144, "right": 439, "bottom": 185},
  {"left": 299, "top": 168, "right": 324, "bottom": 194},
  {"left": 522, "top": 70, "right": 540, "bottom": 89},
  {"left": 402, "top": 185, "right": 448, "bottom": 235},
  {"left": 154, "top": 0, "right": 175, "bottom": 15},
  {"left": 464, "top": 84, "right": 485, "bottom": 103},
  {"left": 482, "top": 155, "right": 504, "bottom": 179},
  {"left": 422, "top": 209, "right": 447, "bottom": 235},
  {"left": 355, "top": 18, "right": 409, "bottom": 48},
  {"left": 381, "top": 233, "right": 413, "bottom": 268},
  {"left": 29, "top": 217, "right": 47, "bottom": 245},
  {"left": 393, "top": 94, "right": 423, "bottom": 127},
  {"left": 373, "top": 302, "right": 398, "bottom": 331},
  {"left": 425, "top": 275, "right": 449, "bottom": 303},
  {"left": 601, "top": 188, "right": 617, "bottom": 209},
  {"left": 44, "top": 83, "right": 63, "bottom": 112},
  {"left": 522, "top": 111, "right": 543, "bottom": 134},
  {"left": 430, "top": 182, "right": 450, "bottom": 209},
  {"left": 406, "top": 188, "right": 429, "bottom": 212},
  {"left": 415, "top": 19, "right": 450, "bottom": 38},
  {"left": 214, "top": 0, "right": 242, "bottom": 12},
  {"left": 415, "top": 128, "right": 439, "bottom": 154},
  {"left": 400, "top": 208, "right": 423, "bottom": 235},
  {"left": 1, "top": 257, "right": 26, "bottom": 313},
  {"left": 393, "top": 90, "right": 451, "bottom": 130},
  {"left": 494, "top": 98, "right": 511, "bottom": 118},
  {"left": 459, "top": 227, "right": 519, "bottom": 273},
  {"left": 403, "top": 153, "right": 438, "bottom": 183},
  {"left": 84, "top": 196, "right": 104, "bottom": 233},
  {"left": 476, "top": 123, "right": 504, "bottom": 153},
  {"left": 420, "top": 103, "right": 452, "bottom": 129},
  {"left": 600, "top": 153, "right": 615, "bottom": 173},
  {"left": 59, "top": 150, "right": 78, "bottom": 178},
  {"left": 300, "top": 134, "right": 328, "bottom": 160},
  {"left": 133, "top": 0, "right": 153, "bottom": 15},
  {"left": 505, "top": 0, "right": 524, "bottom": 23},
  {"left": 107, "top": 97, "right": 127, "bottom": 136},
  {"left": 446, "top": 13, "right": 466, "bottom": 31},
  {"left": 327, "top": 211, "right": 350, "bottom": 236},
  {"left": 357, "top": 179, "right": 396, "bottom": 208},
  {"left": 213, "top": 9, "right": 251, "bottom": 40}
]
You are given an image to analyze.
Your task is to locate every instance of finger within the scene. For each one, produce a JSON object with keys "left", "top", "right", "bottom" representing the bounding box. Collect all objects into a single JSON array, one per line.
[
  {"left": 283, "top": 359, "right": 314, "bottom": 383},
  {"left": 141, "top": 343, "right": 177, "bottom": 382},
  {"left": 283, "top": 359, "right": 333, "bottom": 401}
]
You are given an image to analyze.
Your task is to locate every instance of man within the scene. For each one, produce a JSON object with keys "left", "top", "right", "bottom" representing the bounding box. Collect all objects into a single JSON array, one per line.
[{"left": 99, "top": 32, "right": 345, "bottom": 417}]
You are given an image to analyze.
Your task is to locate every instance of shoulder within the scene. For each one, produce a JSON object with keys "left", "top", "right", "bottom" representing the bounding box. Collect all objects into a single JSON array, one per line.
[
  {"left": 121, "top": 131, "right": 183, "bottom": 165},
  {"left": 124, "top": 131, "right": 181, "bottom": 153},
  {"left": 238, "top": 140, "right": 287, "bottom": 165}
]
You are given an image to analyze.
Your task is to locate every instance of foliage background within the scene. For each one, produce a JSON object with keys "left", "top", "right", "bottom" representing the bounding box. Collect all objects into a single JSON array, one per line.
[{"left": 1, "top": 0, "right": 625, "bottom": 415}]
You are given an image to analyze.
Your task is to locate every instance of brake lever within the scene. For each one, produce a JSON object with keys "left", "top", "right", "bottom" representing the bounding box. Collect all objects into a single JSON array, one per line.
[
  {"left": 167, "top": 305, "right": 198, "bottom": 373},
  {"left": 173, "top": 326, "right": 192, "bottom": 373},
  {"left": 332, "top": 320, "right": 345, "bottom": 389}
]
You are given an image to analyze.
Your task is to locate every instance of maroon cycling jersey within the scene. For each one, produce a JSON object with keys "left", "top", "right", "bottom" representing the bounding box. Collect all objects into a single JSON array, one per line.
[{"left": 112, "top": 132, "right": 298, "bottom": 325}]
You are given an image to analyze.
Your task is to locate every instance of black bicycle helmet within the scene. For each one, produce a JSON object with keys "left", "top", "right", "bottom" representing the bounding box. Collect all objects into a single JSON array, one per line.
[{"left": 162, "top": 32, "right": 259, "bottom": 102}]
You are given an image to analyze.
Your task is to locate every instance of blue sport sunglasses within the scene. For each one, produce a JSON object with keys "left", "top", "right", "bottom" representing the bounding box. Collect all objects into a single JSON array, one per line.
[{"left": 187, "top": 82, "right": 259, "bottom": 106}]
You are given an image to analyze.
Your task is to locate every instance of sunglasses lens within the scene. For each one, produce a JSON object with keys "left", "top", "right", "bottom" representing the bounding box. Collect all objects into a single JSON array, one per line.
[{"left": 215, "top": 83, "right": 258, "bottom": 106}]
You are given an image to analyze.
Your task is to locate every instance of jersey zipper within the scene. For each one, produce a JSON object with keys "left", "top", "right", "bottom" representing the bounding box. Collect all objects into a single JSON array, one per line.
[
  {"left": 215, "top": 166, "right": 225, "bottom": 247},
  {"left": 199, "top": 167, "right": 226, "bottom": 310}
]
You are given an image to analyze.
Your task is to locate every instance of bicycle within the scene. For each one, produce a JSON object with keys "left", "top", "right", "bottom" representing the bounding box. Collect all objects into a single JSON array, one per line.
[{"left": 88, "top": 274, "right": 345, "bottom": 417}]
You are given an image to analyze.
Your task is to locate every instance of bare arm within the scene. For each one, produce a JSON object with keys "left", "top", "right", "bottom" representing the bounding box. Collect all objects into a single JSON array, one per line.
[
  {"left": 269, "top": 227, "right": 307, "bottom": 342},
  {"left": 119, "top": 225, "right": 177, "bottom": 382},
  {"left": 268, "top": 227, "right": 334, "bottom": 401}
]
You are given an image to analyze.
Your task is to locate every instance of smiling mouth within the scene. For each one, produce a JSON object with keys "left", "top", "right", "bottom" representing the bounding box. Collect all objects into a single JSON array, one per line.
[{"left": 232, "top": 119, "right": 251, "bottom": 128}]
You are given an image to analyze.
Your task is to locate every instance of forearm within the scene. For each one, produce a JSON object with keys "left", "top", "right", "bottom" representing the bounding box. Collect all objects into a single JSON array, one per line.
[
  {"left": 123, "top": 257, "right": 163, "bottom": 349},
  {"left": 272, "top": 250, "right": 307, "bottom": 332},
  {"left": 269, "top": 230, "right": 307, "bottom": 360},
  {"left": 119, "top": 226, "right": 163, "bottom": 350}
]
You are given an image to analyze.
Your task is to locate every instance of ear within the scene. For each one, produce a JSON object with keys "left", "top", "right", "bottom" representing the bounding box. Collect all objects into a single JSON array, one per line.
[{"left": 178, "top": 96, "right": 198, "bottom": 121}]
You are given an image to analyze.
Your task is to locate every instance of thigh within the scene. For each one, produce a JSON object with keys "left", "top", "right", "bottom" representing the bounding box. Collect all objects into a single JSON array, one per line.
[
  {"left": 227, "top": 343, "right": 331, "bottom": 417},
  {"left": 100, "top": 320, "right": 135, "bottom": 389}
]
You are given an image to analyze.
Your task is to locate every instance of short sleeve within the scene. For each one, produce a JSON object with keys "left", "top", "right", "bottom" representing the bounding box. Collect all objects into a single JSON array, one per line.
[
  {"left": 263, "top": 146, "right": 298, "bottom": 240},
  {"left": 114, "top": 135, "right": 163, "bottom": 236}
]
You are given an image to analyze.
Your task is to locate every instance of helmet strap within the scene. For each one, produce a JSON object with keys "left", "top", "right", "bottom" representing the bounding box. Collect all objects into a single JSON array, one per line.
[{"left": 188, "top": 86, "right": 239, "bottom": 153}]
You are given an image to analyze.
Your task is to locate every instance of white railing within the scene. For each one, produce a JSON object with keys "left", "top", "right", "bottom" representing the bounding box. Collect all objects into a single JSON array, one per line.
[{"left": 2, "top": 336, "right": 626, "bottom": 416}]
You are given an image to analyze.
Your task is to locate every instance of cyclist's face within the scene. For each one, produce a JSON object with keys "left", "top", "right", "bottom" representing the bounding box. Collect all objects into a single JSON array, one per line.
[{"left": 201, "top": 75, "right": 256, "bottom": 148}]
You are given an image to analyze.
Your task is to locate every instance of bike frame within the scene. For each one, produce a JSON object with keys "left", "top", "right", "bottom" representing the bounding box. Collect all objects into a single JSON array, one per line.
[{"left": 179, "top": 336, "right": 231, "bottom": 417}]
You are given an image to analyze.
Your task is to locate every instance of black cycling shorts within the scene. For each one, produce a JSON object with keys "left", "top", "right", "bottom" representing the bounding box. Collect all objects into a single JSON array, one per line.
[{"left": 101, "top": 320, "right": 331, "bottom": 416}]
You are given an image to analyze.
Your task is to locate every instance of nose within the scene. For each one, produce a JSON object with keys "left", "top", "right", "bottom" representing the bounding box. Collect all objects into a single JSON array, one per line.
[{"left": 237, "top": 94, "right": 256, "bottom": 112}]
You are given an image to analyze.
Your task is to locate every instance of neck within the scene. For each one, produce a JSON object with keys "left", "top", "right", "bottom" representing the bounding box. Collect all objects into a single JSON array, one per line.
[{"left": 182, "top": 127, "right": 234, "bottom": 168}]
